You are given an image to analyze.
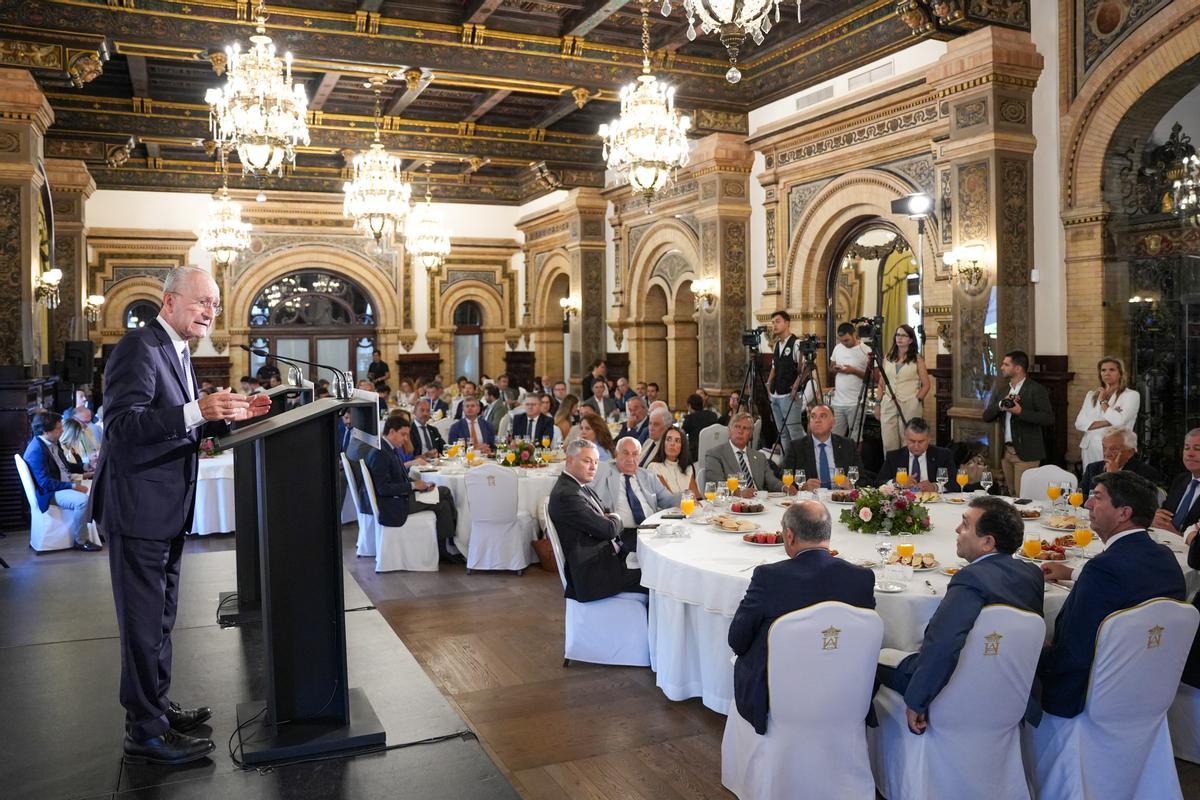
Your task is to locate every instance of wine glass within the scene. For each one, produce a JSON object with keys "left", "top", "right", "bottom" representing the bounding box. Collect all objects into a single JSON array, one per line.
[
  {"left": 980, "top": 470, "right": 994, "bottom": 494},
  {"left": 833, "top": 467, "right": 847, "bottom": 488},
  {"left": 533, "top": 447, "right": 543, "bottom": 465},
  {"left": 782, "top": 469, "right": 795, "bottom": 491},
  {"left": 704, "top": 481, "right": 718, "bottom": 504},
  {"left": 541, "top": 435, "right": 551, "bottom": 449},
  {"left": 875, "top": 533, "right": 894, "bottom": 569},
  {"left": 935, "top": 467, "right": 948, "bottom": 496},
  {"left": 1068, "top": 486, "right": 1084, "bottom": 510},
  {"left": 955, "top": 468, "right": 969, "bottom": 491},
  {"left": 895, "top": 467, "right": 910, "bottom": 489},
  {"left": 794, "top": 470, "right": 807, "bottom": 495},
  {"left": 847, "top": 466, "right": 859, "bottom": 489},
  {"left": 1046, "top": 481, "right": 1063, "bottom": 509},
  {"left": 726, "top": 474, "right": 740, "bottom": 495}
]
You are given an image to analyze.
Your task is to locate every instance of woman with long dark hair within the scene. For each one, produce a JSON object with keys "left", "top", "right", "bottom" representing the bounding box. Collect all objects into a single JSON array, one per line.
[
  {"left": 876, "top": 323, "right": 930, "bottom": 453},
  {"left": 577, "top": 412, "right": 615, "bottom": 461},
  {"left": 648, "top": 426, "right": 699, "bottom": 495}
]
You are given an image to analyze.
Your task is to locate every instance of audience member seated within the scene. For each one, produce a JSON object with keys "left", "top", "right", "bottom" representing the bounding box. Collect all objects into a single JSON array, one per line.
[
  {"left": 707, "top": 413, "right": 785, "bottom": 496},
  {"left": 452, "top": 381, "right": 478, "bottom": 420},
  {"left": 387, "top": 418, "right": 427, "bottom": 466},
  {"left": 375, "top": 383, "right": 395, "bottom": 410},
  {"left": 547, "top": 439, "right": 645, "bottom": 602},
  {"left": 718, "top": 390, "right": 742, "bottom": 427},
  {"left": 592, "top": 438, "right": 681, "bottom": 546},
  {"left": 60, "top": 415, "right": 100, "bottom": 468},
  {"left": 647, "top": 427, "right": 700, "bottom": 496},
  {"left": 554, "top": 393, "right": 580, "bottom": 441},
  {"left": 482, "top": 383, "right": 508, "bottom": 431},
  {"left": 578, "top": 412, "right": 615, "bottom": 461},
  {"left": 615, "top": 396, "right": 650, "bottom": 443},
  {"left": 681, "top": 393, "right": 720, "bottom": 456},
  {"left": 239, "top": 375, "right": 261, "bottom": 395},
  {"left": 782, "top": 404, "right": 864, "bottom": 491},
  {"left": 23, "top": 411, "right": 97, "bottom": 551},
  {"left": 550, "top": 380, "right": 568, "bottom": 415},
  {"left": 1153, "top": 427, "right": 1200, "bottom": 536},
  {"left": 638, "top": 407, "right": 674, "bottom": 467},
  {"left": 728, "top": 500, "right": 875, "bottom": 733},
  {"left": 1038, "top": 471, "right": 1186, "bottom": 718},
  {"left": 410, "top": 399, "right": 446, "bottom": 458},
  {"left": 365, "top": 416, "right": 459, "bottom": 561},
  {"left": 395, "top": 379, "right": 417, "bottom": 408},
  {"left": 423, "top": 382, "right": 450, "bottom": 417},
  {"left": 581, "top": 377, "right": 617, "bottom": 419},
  {"left": 510, "top": 394, "right": 557, "bottom": 444},
  {"left": 496, "top": 373, "right": 520, "bottom": 408},
  {"left": 875, "top": 417, "right": 957, "bottom": 491},
  {"left": 1080, "top": 427, "right": 1164, "bottom": 496},
  {"left": 447, "top": 397, "right": 495, "bottom": 453},
  {"left": 256, "top": 364, "right": 282, "bottom": 389},
  {"left": 613, "top": 377, "right": 636, "bottom": 412},
  {"left": 876, "top": 496, "right": 1044, "bottom": 733},
  {"left": 645, "top": 382, "right": 664, "bottom": 409}
]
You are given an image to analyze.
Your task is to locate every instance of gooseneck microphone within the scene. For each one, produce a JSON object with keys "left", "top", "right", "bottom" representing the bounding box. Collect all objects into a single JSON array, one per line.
[{"left": 240, "top": 345, "right": 352, "bottom": 399}]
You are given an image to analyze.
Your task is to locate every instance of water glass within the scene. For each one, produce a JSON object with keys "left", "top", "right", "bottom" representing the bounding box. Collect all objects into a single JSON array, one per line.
[
  {"left": 847, "top": 466, "right": 859, "bottom": 489},
  {"left": 935, "top": 467, "right": 948, "bottom": 495},
  {"left": 980, "top": 470, "right": 993, "bottom": 494}
]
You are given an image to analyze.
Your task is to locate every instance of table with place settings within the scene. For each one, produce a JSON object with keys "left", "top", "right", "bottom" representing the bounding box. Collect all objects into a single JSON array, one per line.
[{"left": 636, "top": 495, "right": 1199, "bottom": 715}]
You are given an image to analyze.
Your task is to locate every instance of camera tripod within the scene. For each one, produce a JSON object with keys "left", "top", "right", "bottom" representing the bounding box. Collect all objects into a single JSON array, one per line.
[{"left": 850, "top": 344, "right": 908, "bottom": 447}]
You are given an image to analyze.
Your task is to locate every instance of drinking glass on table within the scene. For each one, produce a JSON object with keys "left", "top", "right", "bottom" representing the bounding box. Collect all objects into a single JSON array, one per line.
[
  {"left": 466, "top": 449, "right": 477, "bottom": 466},
  {"left": 834, "top": 467, "right": 847, "bottom": 488},
  {"left": 533, "top": 447, "right": 543, "bottom": 465},
  {"left": 847, "top": 466, "right": 859, "bottom": 489},
  {"left": 782, "top": 469, "right": 795, "bottom": 490},
  {"left": 541, "top": 435, "right": 552, "bottom": 449},
  {"left": 680, "top": 490, "right": 696, "bottom": 517},
  {"left": 1072, "top": 522, "right": 1094, "bottom": 549},
  {"left": 1068, "top": 487, "right": 1084, "bottom": 510},
  {"left": 1023, "top": 531, "right": 1043, "bottom": 559},
  {"left": 896, "top": 534, "right": 915, "bottom": 562},
  {"left": 875, "top": 533, "right": 895, "bottom": 565},
  {"left": 980, "top": 471, "right": 993, "bottom": 494},
  {"left": 895, "top": 468, "right": 910, "bottom": 489},
  {"left": 716, "top": 485, "right": 730, "bottom": 506},
  {"left": 1046, "top": 481, "right": 1063, "bottom": 509},
  {"left": 936, "top": 467, "right": 948, "bottom": 495},
  {"left": 704, "top": 481, "right": 718, "bottom": 504},
  {"left": 795, "top": 470, "right": 807, "bottom": 493},
  {"left": 956, "top": 468, "right": 970, "bottom": 491},
  {"left": 726, "top": 474, "right": 740, "bottom": 494}
]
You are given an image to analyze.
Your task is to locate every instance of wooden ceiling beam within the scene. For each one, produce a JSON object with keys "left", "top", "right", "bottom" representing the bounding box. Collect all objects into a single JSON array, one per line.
[
  {"left": 126, "top": 54, "right": 150, "bottom": 98},
  {"left": 532, "top": 93, "right": 583, "bottom": 130},
  {"left": 563, "top": 0, "right": 631, "bottom": 37},
  {"left": 358, "top": 0, "right": 385, "bottom": 12},
  {"left": 463, "top": 89, "right": 510, "bottom": 123},
  {"left": 383, "top": 69, "right": 434, "bottom": 117},
  {"left": 463, "top": 0, "right": 506, "bottom": 25},
  {"left": 308, "top": 71, "right": 343, "bottom": 111}
]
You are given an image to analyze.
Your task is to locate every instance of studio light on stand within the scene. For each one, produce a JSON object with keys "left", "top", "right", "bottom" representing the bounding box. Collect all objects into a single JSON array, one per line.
[{"left": 891, "top": 192, "right": 932, "bottom": 282}]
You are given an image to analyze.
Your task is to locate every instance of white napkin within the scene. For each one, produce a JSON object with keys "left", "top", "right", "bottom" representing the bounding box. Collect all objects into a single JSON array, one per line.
[
  {"left": 878, "top": 648, "right": 915, "bottom": 668},
  {"left": 414, "top": 487, "right": 440, "bottom": 504}
]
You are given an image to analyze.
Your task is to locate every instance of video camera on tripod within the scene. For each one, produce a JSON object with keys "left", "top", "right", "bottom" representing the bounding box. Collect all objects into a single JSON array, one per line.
[
  {"left": 849, "top": 315, "right": 886, "bottom": 343},
  {"left": 742, "top": 326, "right": 769, "bottom": 347}
]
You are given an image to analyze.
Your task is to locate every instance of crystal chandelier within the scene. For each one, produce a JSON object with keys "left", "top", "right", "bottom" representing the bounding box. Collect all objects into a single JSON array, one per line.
[
  {"left": 599, "top": 0, "right": 692, "bottom": 202},
  {"left": 204, "top": 0, "right": 310, "bottom": 176},
  {"left": 1175, "top": 153, "right": 1200, "bottom": 227},
  {"left": 661, "top": 0, "right": 800, "bottom": 83},
  {"left": 199, "top": 150, "right": 252, "bottom": 268},
  {"left": 407, "top": 162, "right": 452, "bottom": 271},
  {"left": 343, "top": 76, "right": 411, "bottom": 242}
]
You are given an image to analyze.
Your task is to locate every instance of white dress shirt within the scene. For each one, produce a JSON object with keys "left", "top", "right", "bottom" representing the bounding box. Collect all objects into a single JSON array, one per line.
[
  {"left": 611, "top": 471, "right": 655, "bottom": 529},
  {"left": 1003, "top": 378, "right": 1025, "bottom": 444},
  {"left": 811, "top": 436, "right": 835, "bottom": 478},
  {"left": 157, "top": 316, "right": 204, "bottom": 431},
  {"left": 902, "top": 449, "right": 929, "bottom": 483}
]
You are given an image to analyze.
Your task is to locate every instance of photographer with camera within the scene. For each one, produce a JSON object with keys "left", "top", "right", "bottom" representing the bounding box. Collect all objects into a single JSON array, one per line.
[
  {"left": 830, "top": 322, "right": 870, "bottom": 438},
  {"left": 765, "top": 311, "right": 808, "bottom": 452},
  {"left": 981, "top": 350, "right": 1053, "bottom": 496}
]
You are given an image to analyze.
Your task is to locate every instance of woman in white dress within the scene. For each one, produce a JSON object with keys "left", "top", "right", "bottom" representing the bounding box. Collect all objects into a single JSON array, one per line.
[
  {"left": 647, "top": 427, "right": 700, "bottom": 496},
  {"left": 1073, "top": 356, "right": 1140, "bottom": 467}
]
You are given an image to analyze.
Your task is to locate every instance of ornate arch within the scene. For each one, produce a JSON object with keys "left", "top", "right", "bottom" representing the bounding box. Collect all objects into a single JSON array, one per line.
[
  {"left": 95, "top": 276, "right": 165, "bottom": 347},
  {"left": 624, "top": 219, "right": 701, "bottom": 321},
  {"left": 530, "top": 248, "right": 572, "bottom": 327},
  {"left": 435, "top": 278, "right": 508, "bottom": 378},
  {"left": 783, "top": 169, "right": 938, "bottom": 316}
]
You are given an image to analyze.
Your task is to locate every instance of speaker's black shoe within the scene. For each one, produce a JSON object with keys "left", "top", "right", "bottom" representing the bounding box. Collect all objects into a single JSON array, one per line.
[
  {"left": 166, "top": 701, "right": 212, "bottom": 733},
  {"left": 74, "top": 541, "right": 102, "bottom": 552},
  {"left": 123, "top": 729, "right": 215, "bottom": 766}
]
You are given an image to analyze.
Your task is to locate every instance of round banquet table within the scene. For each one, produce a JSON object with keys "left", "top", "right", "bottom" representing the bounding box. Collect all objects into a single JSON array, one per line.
[
  {"left": 190, "top": 451, "right": 235, "bottom": 535},
  {"left": 412, "top": 461, "right": 562, "bottom": 553},
  {"left": 637, "top": 495, "right": 1198, "bottom": 715}
]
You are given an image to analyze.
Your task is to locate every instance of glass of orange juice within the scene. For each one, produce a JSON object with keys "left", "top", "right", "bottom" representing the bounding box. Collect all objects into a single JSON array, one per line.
[
  {"left": 1022, "top": 532, "right": 1043, "bottom": 559},
  {"left": 542, "top": 436, "right": 551, "bottom": 448},
  {"left": 466, "top": 449, "right": 476, "bottom": 465},
  {"left": 680, "top": 491, "right": 695, "bottom": 517},
  {"left": 956, "top": 469, "right": 969, "bottom": 490},
  {"left": 1073, "top": 525, "right": 1093, "bottom": 548},
  {"left": 834, "top": 468, "right": 847, "bottom": 487},
  {"left": 704, "top": 481, "right": 717, "bottom": 503},
  {"left": 895, "top": 468, "right": 909, "bottom": 488},
  {"left": 1068, "top": 488, "right": 1084, "bottom": 509},
  {"left": 1046, "top": 482, "right": 1062, "bottom": 508},
  {"left": 895, "top": 537, "right": 915, "bottom": 561},
  {"left": 782, "top": 469, "right": 795, "bottom": 489},
  {"left": 727, "top": 475, "right": 740, "bottom": 494}
]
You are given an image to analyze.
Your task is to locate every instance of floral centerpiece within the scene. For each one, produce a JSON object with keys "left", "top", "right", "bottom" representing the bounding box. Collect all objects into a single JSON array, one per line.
[
  {"left": 499, "top": 439, "right": 538, "bottom": 467},
  {"left": 199, "top": 436, "right": 222, "bottom": 458},
  {"left": 838, "top": 485, "right": 931, "bottom": 535}
]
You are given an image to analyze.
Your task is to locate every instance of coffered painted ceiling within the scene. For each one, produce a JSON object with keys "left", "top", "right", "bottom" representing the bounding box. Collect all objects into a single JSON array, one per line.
[{"left": 0, "top": 0, "right": 1030, "bottom": 203}]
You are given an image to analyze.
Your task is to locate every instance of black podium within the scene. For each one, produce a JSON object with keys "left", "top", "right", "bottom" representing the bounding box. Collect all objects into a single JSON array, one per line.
[{"left": 217, "top": 396, "right": 385, "bottom": 764}]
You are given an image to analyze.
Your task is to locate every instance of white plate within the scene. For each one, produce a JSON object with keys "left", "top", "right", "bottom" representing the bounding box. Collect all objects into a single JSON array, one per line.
[
  {"left": 886, "top": 560, "right": 940, "bottom": 572},
  {"left": 874, "top": 581, "right": 906, "bottom": 593},
  {"left": 842, "top": 557, "right": 879, "bottom": 568},
  {"left": 766, "top": 492, "right": 787, "bottom": 498},
  {"left": 741, "top": 538, "right": 785, "bottom": 547},
  {"left": 713, "top": 524, "right": 759, "bottom": 534},
  {"left": 944, "top": 496, "right": 968, "bottom": 505},
  {"left": 940, "top": 566, "right": 963, "bottom": 577},
  {"left": 1041, "top": 521, "right": 1078, "bottom": 532},
  {"left": 829, "top": 499, "right": 856, "bottom": 505}
]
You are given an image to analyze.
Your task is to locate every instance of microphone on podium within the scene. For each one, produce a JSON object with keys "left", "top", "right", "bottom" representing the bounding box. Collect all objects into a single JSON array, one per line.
[{"left": 240, "top": 345, "right": 353, "bottom": 399}]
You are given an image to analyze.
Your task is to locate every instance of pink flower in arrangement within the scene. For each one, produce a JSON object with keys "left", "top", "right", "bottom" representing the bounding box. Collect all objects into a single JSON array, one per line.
[
  {"left": 849, "top": 489, "right": 860, "bottom": 500},
  {"left": 858, "top": 507, "right": 873, "bottom": 522},
  {"left": 879, "top": 484, "right": 896, "bottom": 496},
  {"left": 895, "top": 498, "right": 908, "bottom": 511}
]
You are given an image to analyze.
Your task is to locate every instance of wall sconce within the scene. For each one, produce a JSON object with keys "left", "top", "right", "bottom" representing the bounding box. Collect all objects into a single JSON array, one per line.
[
  {"left": 942, "top": 244, "right": 988, "bottom": 290},
  {"left": 35, "top": 268, "right": 63, "bottom": 310},
  {"left": 692, "top": 277, "right": 719, "bottom": 312},
  {"left": 84, "top": 294, "right": 105, "bottom": 322},
  {"left": 559, "top": 296, "right": 580, "bottom": 333}
]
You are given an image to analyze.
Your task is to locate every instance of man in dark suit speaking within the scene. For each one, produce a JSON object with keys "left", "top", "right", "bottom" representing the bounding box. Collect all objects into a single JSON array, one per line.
[
  {"left": 91, "top": 266, "right": 271, "bottom": 766},
  {"left": 728, "top": 500, "right": 875, "bottom": 734},
  {"left": 876, "top": 496, "right": 1044, "bottom": 733},
  {"left": 875, "top": 417, "right": 958, "bottom": 490}
]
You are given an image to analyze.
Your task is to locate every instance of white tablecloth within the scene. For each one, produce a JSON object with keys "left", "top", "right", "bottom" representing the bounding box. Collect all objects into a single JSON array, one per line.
[
  {"left": 637, "top": 497, "right": 1197, "bottom": 715},
  {"left": 413, "top": 462, "right": 561, "bottom": 553},
  {"left": 191, "top": 452, "right": 235, "bottom": 535}
]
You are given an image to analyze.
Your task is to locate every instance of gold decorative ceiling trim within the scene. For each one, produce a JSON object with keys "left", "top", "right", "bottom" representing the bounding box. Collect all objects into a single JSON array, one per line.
[{"left": 741, "top": 0, "right": 892, "bottom": 73}]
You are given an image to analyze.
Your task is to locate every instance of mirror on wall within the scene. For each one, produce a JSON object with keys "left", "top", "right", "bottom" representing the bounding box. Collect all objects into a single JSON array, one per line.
[{"left": 829, "top": 223, "right": 922, "bottom": 347}]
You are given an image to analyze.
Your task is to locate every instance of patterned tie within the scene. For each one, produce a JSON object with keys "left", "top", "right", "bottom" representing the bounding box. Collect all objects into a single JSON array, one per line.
[
  {"left": 818, "top": 443, "right": 832, "bottom": 489},
  {"left": 736, "top": 448, "right": 755, "bottom": 489},
  {"left": 624, "top": 475, "right": 647, "bottom": 526},
  {"left": 911, "top": 453, "right": 921, "bottom": 482},
  {"left": 470, "top": 419, "right": 481, "bottom": 448},
  {"left": 180, "top": 346, "right": 194, "bottom": 401},
  {"left": 640, "top": 441, "right": 656, "bottom": 467},
  {"left": 1174, "top": 478, "right": 1200, "bottom": 532}
]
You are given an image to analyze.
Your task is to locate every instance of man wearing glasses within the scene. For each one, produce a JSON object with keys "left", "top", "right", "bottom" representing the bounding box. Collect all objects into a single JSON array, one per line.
[{"left": 92, "top": 266, "right": 271, "bottom": 766}]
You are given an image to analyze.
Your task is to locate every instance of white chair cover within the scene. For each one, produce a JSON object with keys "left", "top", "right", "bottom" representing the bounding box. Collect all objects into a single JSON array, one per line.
[
  {"left": 721, "top": 602, "right": 884, "bottom": 800},
  {"left": 497, "top": 412, "right": 513, "bottom": 439},
  {"left": 13, "top": 454, "right": 98, "bottom": 551},
  {"left": 695, "top": 422, "right": 730, "bottom": 491},
  {"left": 751, "top": 418, "right": 762, "bottom": 450},
  {"left": 463, "top": 463, "right": 537, "bottom": 572},
  {"left": 1168, "top": 683, "right": 1200, "bottom": 764},
  {"left": 340, "top": 453, "right": 376, "bottom": 558},
  {"left": 869, "top": 605, "right": 1044, "bottom": 800},
  {"left": 1022, "top": 598, "right": 1198, "bottom": 800},
  {"left": 1018, "top": 464, "right": 1076, "bottom": 501},
  {"left": 542, "top": 498, "right": 651, "bottom": 667},
  {"left": 358, "top": 461, "right": 439, "bottom": 573},
  {"left": 432, "top": 416, "right": 455, "bottom": 442}
]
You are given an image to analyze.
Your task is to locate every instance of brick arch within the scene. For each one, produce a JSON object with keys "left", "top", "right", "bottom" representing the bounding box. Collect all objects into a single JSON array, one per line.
[{"left": 783, "top": 170, "right": 936, "bottom": 316}]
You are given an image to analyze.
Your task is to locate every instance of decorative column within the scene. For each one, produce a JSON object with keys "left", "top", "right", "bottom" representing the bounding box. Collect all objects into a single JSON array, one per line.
[
  {"left": 0, "top": 69, "right": 54, "bottom": 368},
  {"left": 927, "top": 28, "right": 1043, "bottom": 440},
  {"left": 45, "top": 159, "right": 96, "bottom": 353},
  {"left": 691, "top": 134, "right": 754, "bottom": 391}
]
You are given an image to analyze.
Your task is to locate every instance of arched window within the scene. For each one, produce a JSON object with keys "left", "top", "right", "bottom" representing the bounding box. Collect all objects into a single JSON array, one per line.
[
  {"left": 124, "top": 300, "right": 160, "bottom": 329},
  {"left": 452, "top": 300, "right": 483, "bottom": 381},
  {"left": 828, "top": 222, "right": 921, "bottom": 348},
  {"left": 247, "top": 270, "right": 378, "bottom": 382}
]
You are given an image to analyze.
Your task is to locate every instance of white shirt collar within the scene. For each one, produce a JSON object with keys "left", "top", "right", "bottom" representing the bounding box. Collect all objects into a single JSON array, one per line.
[
  {"left": 156, "top": 315, "right": 188, "bottom": 356},
  {"left": 970, "top": 551, "right": 998, "bottom": 565},
  {"left": 1009, "top": 377, "right": 1026, "bottom": 395},
  {"left": 812, "top": 435, "right": 832, "bottom": 447}
]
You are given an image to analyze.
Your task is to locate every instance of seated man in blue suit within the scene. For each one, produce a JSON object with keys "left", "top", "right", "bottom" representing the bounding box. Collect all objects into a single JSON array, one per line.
[
  {"left": 590, "top": 437, "right": 680, "bottom": 547},
  {"left": 447, "top": 397, "right": 496, "bottom": 453},
  {"left": 728, "top": 500, "right": 876, "bottom": 734},
  {"left": 1039, "top": 470, "right": 1186, "bottom": 717},
  {"left": 509, "top": 393, "right": 557, "bottom": 445},
  {"left": 875, "top": 417, "right": 959, "bottom": 491},
  {"left": 365, "top": 415, "right": 459, "bottom": 561},
  {"left": 23, "top": 410, "right": 96, "bottom": 550},
  {"left": 1079, "top": 427, "right": 1164, "bottom": 496},
  {"left": 877, "top": 496, "right": 1044, "bottom": 733},
  {"left": 614, "top": 396, "right": 650, "bottom": 444}
]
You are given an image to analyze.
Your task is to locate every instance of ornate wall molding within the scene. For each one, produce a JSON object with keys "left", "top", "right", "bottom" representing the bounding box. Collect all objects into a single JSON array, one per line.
[
  {"left": 957, "top": 160, "right": 990, "bottom": 242},
  {"left": 0, "top": 186, "right": 22, "bottom": 363}
]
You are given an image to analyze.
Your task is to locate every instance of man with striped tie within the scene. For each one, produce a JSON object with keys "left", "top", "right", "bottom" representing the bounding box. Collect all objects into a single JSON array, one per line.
[
  {"left": 1153, "top": 428, "right": 1200, "bottom": 536},
  {"left": 704, "top": 413, "right": 784, "bottom": 497}
]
